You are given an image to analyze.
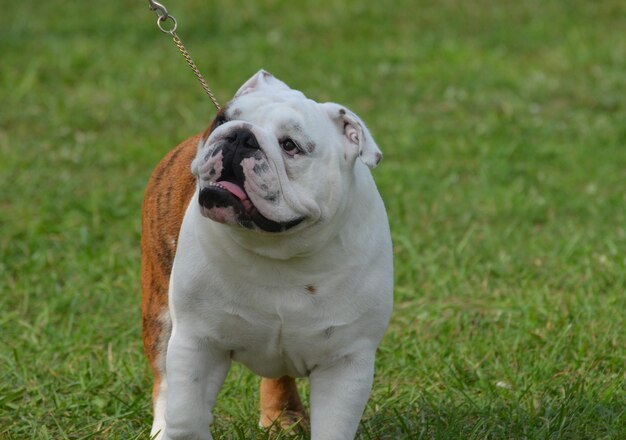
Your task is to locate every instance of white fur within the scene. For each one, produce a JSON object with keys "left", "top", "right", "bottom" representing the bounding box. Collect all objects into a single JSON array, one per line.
[{"left": 158, "top": 70, "right": 393, "bottom": 440}]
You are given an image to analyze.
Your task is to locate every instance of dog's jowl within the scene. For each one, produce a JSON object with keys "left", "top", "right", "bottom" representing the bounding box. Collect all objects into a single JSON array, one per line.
[{"left": 141, "top": 70, "right": 393, "bottom": 440}]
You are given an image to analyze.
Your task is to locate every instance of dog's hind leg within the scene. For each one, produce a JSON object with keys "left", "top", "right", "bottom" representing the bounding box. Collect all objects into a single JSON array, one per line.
[{"left": 259, "top": 376, "right": 309, "bottom": 432}]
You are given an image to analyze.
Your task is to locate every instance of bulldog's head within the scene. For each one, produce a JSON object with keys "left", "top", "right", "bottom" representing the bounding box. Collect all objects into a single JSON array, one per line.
[{"left": 191, "top": 70, "right": 382, "bottom": 233}]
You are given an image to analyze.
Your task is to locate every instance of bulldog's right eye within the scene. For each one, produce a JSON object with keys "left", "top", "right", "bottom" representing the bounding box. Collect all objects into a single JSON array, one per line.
[
  {"left": 279, "top": 138, "right": 301, "bottom": 156},
  {"left": 214, "top": 114, "right": 228, "bottom": 127}
]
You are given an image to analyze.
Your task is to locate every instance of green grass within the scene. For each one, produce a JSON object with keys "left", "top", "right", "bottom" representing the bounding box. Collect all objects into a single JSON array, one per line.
[{"left": 1, "top": 0, "right": 625, "bottom": 438}]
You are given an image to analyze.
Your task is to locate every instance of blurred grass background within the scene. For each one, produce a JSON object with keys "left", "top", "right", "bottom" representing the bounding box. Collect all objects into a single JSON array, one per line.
[{"left": 1, "top": 0, "right": 625, "bottom": 438}]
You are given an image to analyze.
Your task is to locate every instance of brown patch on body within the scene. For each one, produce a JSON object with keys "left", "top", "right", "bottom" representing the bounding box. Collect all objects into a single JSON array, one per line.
[
  {"left": 141, "top": 132, "right": 203, "bottom": 401},
  {"left": 260, "top": 376, "right": 308, "bottom": 431},
  {"left": 305, "top": 284, "right": 317, "bottom": 294}
]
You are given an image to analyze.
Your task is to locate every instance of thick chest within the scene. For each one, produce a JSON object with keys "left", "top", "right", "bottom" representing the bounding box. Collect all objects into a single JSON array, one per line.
[
  {"left": 169, "top": 209, "right": 394, "bottom": 377},
  {"left": 186, "top": 276, "right": 368, "bottom": 378}
]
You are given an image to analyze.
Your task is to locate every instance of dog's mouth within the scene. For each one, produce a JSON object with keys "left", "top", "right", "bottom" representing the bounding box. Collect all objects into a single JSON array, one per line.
[
  {"left": 211, "top": 180, "right": 248, "bottom": 201},
  {"left": 199, "top": 180, "right": 304, "bottom": 233}
]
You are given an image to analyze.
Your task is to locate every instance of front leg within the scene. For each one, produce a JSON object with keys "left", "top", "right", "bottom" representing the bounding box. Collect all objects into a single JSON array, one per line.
[
  {"left": 309, "top": 351, "right": 376, "bottom": 440},
  {"left": 164, "top": 327, "right": 230, "bottom": 440}
]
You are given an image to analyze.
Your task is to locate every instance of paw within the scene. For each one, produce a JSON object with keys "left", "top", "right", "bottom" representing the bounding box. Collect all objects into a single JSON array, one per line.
[{"left": 259, "top": 409, "right": 310, "bottom": 436}]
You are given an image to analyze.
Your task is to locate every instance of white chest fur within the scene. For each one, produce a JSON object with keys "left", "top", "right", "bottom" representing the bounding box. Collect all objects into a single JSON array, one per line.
[{"left": 168, "top": 196, "right": 393, "bottom": 379}]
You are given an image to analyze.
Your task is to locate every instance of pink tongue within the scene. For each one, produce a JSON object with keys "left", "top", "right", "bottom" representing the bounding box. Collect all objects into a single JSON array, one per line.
[{"left": 218, "top": 181, "right": 247, "bottom": 200}]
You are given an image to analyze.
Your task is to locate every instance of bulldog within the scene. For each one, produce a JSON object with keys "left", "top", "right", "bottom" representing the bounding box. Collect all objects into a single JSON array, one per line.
[{"left": 141, "top": 70, "right": 393, "bottom": 440}]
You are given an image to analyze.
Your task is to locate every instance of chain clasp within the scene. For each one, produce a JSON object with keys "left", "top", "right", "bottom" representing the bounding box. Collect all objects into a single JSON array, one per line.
[{"left": 147, "top": 0, "right": 169, "bottom": 19}]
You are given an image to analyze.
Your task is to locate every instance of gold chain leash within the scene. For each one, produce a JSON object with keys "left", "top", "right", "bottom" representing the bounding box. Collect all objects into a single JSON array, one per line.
[{"left": 147, "top": 0, "right": 222, "bottom": 111}]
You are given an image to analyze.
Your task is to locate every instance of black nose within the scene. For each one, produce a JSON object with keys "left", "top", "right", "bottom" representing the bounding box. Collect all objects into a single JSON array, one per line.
[{"left": 225, "top": 128, "right": 260, "bottom": 150}]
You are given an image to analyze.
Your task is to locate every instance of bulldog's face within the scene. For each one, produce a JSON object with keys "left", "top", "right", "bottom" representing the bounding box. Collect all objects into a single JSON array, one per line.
[{"left": 191, "top": 70, "right": 382, "bottom": 233}]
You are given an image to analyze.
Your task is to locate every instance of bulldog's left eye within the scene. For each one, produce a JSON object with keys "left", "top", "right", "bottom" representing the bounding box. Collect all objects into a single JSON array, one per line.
[{"left": 279, "top": 138, "right": 301, "bottom": 156}]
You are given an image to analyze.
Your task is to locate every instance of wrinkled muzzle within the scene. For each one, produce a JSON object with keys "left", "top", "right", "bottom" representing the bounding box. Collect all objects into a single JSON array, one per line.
[{"left": 193, "top": 125, "right": 305, "bottom": 233}]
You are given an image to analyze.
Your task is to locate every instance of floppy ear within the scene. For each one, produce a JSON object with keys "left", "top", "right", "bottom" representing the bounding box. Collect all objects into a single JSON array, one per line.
[
  {"left": 234, "top": 69, "right": 291, "bottom": 98},
  {"left": 320, "top": 103, "right": 382, "bottom": 169}
]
